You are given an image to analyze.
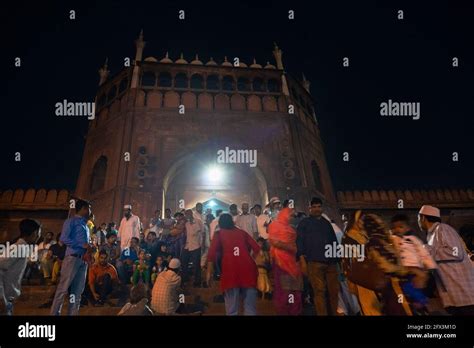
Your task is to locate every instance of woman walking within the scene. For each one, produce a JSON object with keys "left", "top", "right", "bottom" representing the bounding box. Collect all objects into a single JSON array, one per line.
[
  {"left": 268, "top": 207, "right": 303, "bottom": 315},
  {"left": 206, "top": 213, "right": 260, "bottom": 315}
]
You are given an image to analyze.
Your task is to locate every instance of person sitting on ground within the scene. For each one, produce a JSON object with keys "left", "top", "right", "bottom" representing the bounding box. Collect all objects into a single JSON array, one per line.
[
  {"left": 100, "top": 232, "right": 121, "bottom": 267},
  {"left": 88, "top": 250, "right": 119, "bottom": 306},
  {"left": 151, "top": 255, "right": 168, "bottom": 285},
  {"left": 94, "top": 223, "right": 107, "bottom": 247},
  {"left": 106, "top": 222, "right": 119, "bottom": 236},
  {"left": 151, "top": 258, "right": 204, "bottom": 315},
  {"left": 151, "top": 258, "right": 184, "bottom": 315},
  {"left": 116, "top": 237, "right": 140, "bottom": 284},
  {"left": 131, "top": 250, "right": 151, "bottom": 287},
  {"left": 156, "top": 242, "right": 171, "bottom": 264},
  {"left": 140, "top": 231, "right": 160, "bottom": 267},
  {"left": 118, "top": 283, "right": 153, "bottom": 316}
]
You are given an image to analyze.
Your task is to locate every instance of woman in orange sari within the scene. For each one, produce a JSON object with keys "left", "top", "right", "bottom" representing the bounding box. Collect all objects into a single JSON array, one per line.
[{"left": 268, "top": 207, "right": 303, "bottom": 315}]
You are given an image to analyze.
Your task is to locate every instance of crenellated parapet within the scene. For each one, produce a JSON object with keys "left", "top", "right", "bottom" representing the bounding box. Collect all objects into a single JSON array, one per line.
[
  {"left": 0, "top": 188, "right": 71, "bottom": 210},
  {"left": 337, "top": 188, "right": 474, "bottom": 209}
]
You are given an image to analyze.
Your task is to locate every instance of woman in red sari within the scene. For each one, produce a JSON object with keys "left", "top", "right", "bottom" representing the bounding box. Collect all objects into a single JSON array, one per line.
[{"left": 268, "top": 207, "right": 303, "bottom": 315}]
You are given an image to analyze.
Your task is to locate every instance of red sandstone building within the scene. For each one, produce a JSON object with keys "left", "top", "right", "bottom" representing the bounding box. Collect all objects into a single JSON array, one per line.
[
  {"left": 74, "top": 31, "right": 338, "bottom": 225},
  {"left": 1, "top": 32, "right": 473, "bottom": 240}
]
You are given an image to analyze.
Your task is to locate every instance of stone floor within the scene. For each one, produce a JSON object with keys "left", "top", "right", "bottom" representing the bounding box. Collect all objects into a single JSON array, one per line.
[{"left": 13, "top": 282, "right": 277, "bottom": 316}]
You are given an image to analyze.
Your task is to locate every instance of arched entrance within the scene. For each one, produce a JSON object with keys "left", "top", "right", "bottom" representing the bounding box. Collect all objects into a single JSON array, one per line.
[{"left": 162, "top": 151, "right": 269, "bottom": 215}]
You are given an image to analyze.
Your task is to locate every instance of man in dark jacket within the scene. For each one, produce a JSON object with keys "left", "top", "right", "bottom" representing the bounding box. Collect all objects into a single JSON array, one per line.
[{"left": 297, "top": 197, "right": 340, "bottom": 315}]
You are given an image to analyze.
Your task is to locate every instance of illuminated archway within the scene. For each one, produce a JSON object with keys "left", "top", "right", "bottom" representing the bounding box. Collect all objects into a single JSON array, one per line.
[{"left": 162, "top": 150, "right": 269, "bottom": 214}]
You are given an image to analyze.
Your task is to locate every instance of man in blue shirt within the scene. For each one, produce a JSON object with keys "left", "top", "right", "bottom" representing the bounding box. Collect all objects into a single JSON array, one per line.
[
  {"left": 50, "top": 199, "right": 93, "bottom": 315},
  {"left": 116, "top": 237, "right": 140, "bottom": 284}
]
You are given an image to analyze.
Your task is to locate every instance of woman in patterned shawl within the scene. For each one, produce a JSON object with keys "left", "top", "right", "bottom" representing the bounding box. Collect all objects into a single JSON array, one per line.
[
  {"left": 342, "top": 210, "right": 381, "bottom": 315},
  {"left": 363, "top": 213, "right": 411, "bottom": 315}
]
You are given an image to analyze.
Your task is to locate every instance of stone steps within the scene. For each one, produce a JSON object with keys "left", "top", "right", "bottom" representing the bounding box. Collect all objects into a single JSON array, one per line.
[{"left": 15, "top": 283, "right": 276, "bottom": 316}]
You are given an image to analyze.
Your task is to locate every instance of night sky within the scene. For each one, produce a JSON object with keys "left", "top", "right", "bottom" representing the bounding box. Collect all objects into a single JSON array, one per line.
[{"left": 1, "top": 0, "right": 473, "bottom": 192}]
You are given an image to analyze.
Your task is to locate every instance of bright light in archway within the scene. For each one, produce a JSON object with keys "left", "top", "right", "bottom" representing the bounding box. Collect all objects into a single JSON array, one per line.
[
  {"left": 206, "top": 165, "right": 223, "bottom": 183},
  {"left": 208, "top": 200, "right": 217, "bottom": 207}
]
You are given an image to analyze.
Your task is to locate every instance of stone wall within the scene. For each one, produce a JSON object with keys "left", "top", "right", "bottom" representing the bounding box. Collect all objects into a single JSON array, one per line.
[{"left": 0, "top": 188, "right": 71, "bottom": 242}]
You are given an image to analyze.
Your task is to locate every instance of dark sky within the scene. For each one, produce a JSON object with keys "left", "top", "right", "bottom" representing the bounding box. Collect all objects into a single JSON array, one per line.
[{"left": 1, "top": 0, "right": 473, "bottom": 192}]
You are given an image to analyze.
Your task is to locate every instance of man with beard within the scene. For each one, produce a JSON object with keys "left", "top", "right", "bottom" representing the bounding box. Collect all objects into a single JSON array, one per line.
[{"left": 118, "top": 205, "right": 142, "bottom": 251}]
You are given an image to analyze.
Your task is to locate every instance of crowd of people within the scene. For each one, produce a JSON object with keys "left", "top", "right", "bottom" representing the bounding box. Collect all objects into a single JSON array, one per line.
[{"left": 1, "top": 196, "right": 474, "bottom": 316}]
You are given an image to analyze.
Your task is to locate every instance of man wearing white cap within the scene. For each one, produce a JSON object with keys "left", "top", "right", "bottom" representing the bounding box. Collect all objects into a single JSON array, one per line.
[
  {"left": 118, "top": 205, "right": 142, "bottom": 250},
  {"left": 418, "top": 205, "right": 474, "bottom": 315},
  {"left": 151, "top": 258, "right": 182, "bottom": 315}
]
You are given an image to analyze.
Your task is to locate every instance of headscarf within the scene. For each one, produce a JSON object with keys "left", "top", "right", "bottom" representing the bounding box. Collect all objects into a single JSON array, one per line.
[
  {"left": 268, "top": 207, "right": 301, "bottom": 278},
  {"left": 345, "top": 210, "right": 368, "bottom": 245}
]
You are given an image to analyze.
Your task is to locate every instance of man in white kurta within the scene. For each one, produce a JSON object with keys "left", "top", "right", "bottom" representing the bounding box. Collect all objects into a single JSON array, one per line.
[{"left": 118, "top": 205, "right": 142, "bottom": 250}]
